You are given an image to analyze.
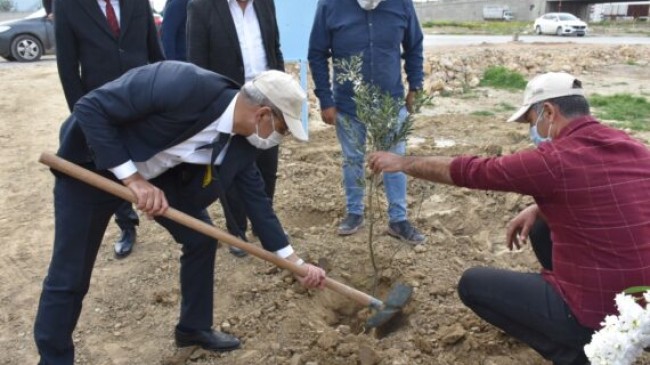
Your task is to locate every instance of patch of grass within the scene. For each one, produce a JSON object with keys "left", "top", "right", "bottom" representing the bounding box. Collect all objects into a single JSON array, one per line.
[
  {"left": 590, "top": 93, "right": 650, "bottom": 131},
  {"left": 496, "top": 102, "right": 516, "bottom": 111},
  {"left": 439, "top": 90, "right": 454, "bottom": 98},
  {"left": 471, "top": 110, "right": 495, "bottom": 117},
  {"left": 422, "top": 20, "right": 529, "bottom": 35},
  {"left": 479, "top": 66, "right": 527, "bottom": 90},
  {"left": 601, "top": 81, "right": 630, "bottom": 88},
  {"left": 588, "top": 21, "right": 650, "bottom": 35},
  {"left": 459, "top": 92, "right": 480, "bottom": 100}
]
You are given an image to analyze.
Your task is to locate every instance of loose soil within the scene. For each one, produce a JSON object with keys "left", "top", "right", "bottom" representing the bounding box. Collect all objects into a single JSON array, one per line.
[{"left": 1, "top": 44, "right": 649, "bottom": 365}]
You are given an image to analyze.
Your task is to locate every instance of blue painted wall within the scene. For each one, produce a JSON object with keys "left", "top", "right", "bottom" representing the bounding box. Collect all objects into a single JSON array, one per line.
[
  {"left": 275, "top": 0, "right": 319, "bottom": 137},
  {"left": 276, "top": 0, "right": 318, "bottom": 62}
]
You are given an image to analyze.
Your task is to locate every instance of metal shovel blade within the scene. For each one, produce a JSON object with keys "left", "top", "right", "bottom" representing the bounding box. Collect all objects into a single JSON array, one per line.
[{"left": 365, "top": 283, "right": 413, "bottom": 329}]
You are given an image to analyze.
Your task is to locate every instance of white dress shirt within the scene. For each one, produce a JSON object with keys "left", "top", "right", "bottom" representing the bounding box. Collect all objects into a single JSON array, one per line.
[
  {"left": 227, "top": 0, "right": 269, "bottom": 81},
  {"left": 110, "top": 94, "right": 238, "bottom": 180},
  {"left": 97, "top": 0, "right": 121, "bottom": 24}
]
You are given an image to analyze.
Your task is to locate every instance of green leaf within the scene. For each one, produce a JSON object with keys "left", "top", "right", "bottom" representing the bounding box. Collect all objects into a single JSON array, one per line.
[{"left": 624, "top": 286, "right": 650, "bottom": 294}]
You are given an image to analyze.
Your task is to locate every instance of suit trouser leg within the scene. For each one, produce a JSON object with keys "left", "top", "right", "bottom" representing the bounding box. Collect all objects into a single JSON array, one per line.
[
  {"left": 529, "top": 218, "right": 553, "bottom": 270},
  {"left": 225, "top": 186, "right": 248, "bottom": 235},
  {"left": 114, "top": 200, "right": 139, "bottom": 231},
  {"left": 256, "top": 145, "right": 279, "bottom": 201},
  {"left": 152, "top": 165, "right": 219, "bottom": 331},
  {"left": 457, "top": 267, "right": 593, "bottom": 365},
  {"left": 34, "top": 173, "right": 122, "bottom": 365},
  {"left": 225, "top": 145, "right": 278, "bottom": 236}
]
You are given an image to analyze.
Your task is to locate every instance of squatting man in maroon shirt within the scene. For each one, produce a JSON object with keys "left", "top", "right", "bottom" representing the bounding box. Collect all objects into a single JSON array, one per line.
[{"left": 368, "top": 72, "right": 650, "bottom": 365}]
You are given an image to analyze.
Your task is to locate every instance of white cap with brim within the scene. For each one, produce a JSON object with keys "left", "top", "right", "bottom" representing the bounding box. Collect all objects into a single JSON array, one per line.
[
  {"left": 507, "top": 72, "right": 585, "bottom": 123},
  {"left": 252, "top": 70, "right": 309, "bottom": 141}
]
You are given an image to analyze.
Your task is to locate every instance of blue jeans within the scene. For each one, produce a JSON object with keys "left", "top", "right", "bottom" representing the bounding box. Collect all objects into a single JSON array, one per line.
[{"left": 335, "top": 107, "right": 408, "bottom": 223}]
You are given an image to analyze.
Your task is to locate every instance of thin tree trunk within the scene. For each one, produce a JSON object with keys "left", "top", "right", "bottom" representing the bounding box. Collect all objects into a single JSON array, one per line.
[{"left": 367, "top": 172, "right": 379, "bottom": 294}]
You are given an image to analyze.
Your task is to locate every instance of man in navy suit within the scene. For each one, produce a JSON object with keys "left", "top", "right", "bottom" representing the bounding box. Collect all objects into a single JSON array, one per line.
[
  {"left": 33, "top": 61, "right": 326, "bottom": 365},
  {"left": 54, "top": 0, "right": 165, "bottom": 258}
]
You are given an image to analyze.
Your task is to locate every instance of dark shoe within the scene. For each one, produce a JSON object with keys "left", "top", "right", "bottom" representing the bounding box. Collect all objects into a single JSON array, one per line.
[
  {"left": 175, "top": 328, "right": 241, "bottom": 352},
  {"left": 337, "top": 214, "right": 364, "bottom": 236},
  {"left": 114, "top": 228, "right": 136, "bottom": 258},
  {"left": 387, "top": 220, "right": 426, "bottom": 245},
  {"left": 228, "top": 246, "right": 248, "bottom": 258}
]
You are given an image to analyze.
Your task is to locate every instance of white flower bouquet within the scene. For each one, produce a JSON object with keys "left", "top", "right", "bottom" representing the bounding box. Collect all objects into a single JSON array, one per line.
[{"left": 584, "top": 287, "right": 650, "bottom": 365}]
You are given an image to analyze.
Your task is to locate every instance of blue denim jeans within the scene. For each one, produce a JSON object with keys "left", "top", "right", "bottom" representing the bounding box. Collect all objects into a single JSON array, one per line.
[{"left": 335, "top": 107, "right": 408, "bottom": 223}]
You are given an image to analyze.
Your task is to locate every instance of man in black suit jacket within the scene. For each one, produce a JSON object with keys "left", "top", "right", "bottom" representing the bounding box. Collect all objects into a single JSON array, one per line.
[
  {"left": 42, "top": 0, "right": 53, "bottom": 18},
  {"left": 187, "top": 0, "right": 285, "bottom": 256},
  {"left": 34, "top": 61, "right": 326, "bottom": 364},
  {"left": 54, "top": 0, "right": 165, "bottom": 258}
]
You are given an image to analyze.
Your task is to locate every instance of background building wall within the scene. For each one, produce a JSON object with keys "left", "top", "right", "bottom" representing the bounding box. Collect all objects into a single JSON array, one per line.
[
  {"left": 413, "top": 0, "right": 649, "bottom": 22},
  {"left": 413, "top": 0, "right": 549, "bottom": 22}
]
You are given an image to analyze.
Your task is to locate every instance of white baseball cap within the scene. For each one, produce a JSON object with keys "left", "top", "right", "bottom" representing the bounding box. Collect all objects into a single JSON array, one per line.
[
  {"left": 252, "top": 70, "right": 308, "bottom": 141},
  {"left": 507, "top": 72, "right": 585, "bottom": 123}
]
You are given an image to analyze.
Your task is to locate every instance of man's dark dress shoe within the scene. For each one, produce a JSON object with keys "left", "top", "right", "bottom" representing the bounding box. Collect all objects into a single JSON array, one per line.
[
  {"left": 114, "top": 228, "right": 136, "bottom": 258},
  {"left": 175, "top": 328, "right": 241, "bottom": 352},
  {"left": 229, "top": 246, "right": 248, "bottom": 258}
]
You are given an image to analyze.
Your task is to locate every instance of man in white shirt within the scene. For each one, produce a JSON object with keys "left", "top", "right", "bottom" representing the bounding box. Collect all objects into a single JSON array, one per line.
[
  {"left": 187, "top": 0, "right": 285, "bottom": 256},
  {"left": 34, "top": 62, "right": 325, "bottom": 365}
]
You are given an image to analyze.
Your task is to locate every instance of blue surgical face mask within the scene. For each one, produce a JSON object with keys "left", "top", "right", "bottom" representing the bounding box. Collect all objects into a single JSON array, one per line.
[{"left": 529, "top": 108, "right": 552, "bottom": 146}]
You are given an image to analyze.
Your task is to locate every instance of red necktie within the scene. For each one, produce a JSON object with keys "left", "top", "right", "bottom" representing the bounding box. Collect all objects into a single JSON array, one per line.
[{"left": 104, "top": 0, "right": 120, "bottom": 37}]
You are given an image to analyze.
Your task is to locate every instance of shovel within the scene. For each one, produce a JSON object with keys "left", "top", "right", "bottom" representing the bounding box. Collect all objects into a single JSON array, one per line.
[{"left": 39, "top": 152, "right": 412, "bottom": 331}]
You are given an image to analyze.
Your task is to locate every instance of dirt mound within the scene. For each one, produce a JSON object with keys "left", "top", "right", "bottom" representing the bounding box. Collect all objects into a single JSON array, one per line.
[{"left": 1, "top": 47, "right": 650, "bottom": 365}]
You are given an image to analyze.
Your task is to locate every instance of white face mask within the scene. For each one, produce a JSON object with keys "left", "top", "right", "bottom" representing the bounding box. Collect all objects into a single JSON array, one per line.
[
  {"left": 246, "top": 114, "right": 284, "bottom": 150},
  {"left": 357, "top": 0, "right": 384, "bottom": 11}
]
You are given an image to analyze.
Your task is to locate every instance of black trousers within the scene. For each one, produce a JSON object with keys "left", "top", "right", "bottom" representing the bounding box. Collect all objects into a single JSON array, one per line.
[
  {"left": 114, "top": 201, "right": 138, "bottom": 231},
  {"left": 225, "top": 145, "right": 278, "bottom": 236},
  {"left": 34, "top": 164, "right": 220, "bottom": 365},
  {"left": 457, "top": 218, "right": 593, "bottom": 365}
]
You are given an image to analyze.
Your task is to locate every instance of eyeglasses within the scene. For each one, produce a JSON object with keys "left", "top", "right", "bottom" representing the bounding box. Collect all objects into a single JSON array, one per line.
[
  {"left": 525, "top": 108, "right": 541, "bottom": 125},
  {"left": 270, "top": 113, "right": 291, "bottom": 136}
]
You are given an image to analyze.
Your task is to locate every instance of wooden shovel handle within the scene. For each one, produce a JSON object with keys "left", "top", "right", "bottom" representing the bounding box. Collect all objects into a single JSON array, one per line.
[{"left": 39, "top": 152, "right": 382, "bottom": 309}]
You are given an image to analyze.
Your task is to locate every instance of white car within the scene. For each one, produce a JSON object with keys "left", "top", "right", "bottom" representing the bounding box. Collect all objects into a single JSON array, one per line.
[{"left": 533, "top": 13, "right": 588, "bottom": 37}]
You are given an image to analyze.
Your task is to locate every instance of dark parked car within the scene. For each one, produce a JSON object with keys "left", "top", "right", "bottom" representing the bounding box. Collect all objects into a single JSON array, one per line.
[
  {"left": 0, "top": 9, "right": 162, "bottom": 63},
  {"left": 0, "top": 9, "right": 55, "bottom": 62}
]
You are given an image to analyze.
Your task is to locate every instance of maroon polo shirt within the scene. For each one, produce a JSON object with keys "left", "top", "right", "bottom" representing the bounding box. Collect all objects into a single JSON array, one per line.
[{"left": 450, "top": 115, "right": 650, "bottom": 329}]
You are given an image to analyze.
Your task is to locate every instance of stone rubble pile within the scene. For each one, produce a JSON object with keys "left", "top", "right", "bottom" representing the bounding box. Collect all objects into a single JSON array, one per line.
[
  {"left": 421, "top": 44, "right": 650, "bottom": 95},
  {"left": 285, "top": 44, "right": 650, "bottom": 113}
]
